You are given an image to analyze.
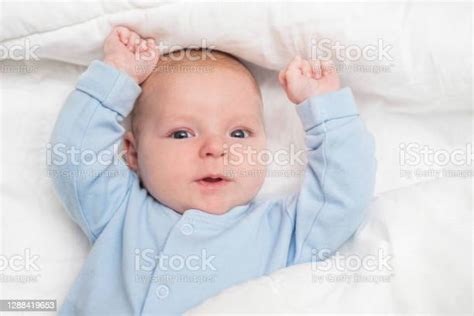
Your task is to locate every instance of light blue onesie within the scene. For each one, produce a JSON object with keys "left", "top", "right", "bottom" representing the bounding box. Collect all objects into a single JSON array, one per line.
[{"left": 49, "top": 60, "right": 376, "bottom": 315}]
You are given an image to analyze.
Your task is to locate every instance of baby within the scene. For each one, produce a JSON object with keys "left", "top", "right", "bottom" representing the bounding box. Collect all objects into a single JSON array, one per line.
[{"left": 49, "top": 26, "right": 376, "bottom": 315}]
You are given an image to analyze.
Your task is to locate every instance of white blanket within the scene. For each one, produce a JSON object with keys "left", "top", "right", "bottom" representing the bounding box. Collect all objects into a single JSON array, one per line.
[{"left": 0, "top": 1, "right": 471, "bottom": 314}]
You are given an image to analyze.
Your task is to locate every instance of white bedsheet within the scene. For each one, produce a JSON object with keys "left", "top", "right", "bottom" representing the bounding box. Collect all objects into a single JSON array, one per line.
[{"left": 0, "top": 1, "right": 472, "bottom": 314}]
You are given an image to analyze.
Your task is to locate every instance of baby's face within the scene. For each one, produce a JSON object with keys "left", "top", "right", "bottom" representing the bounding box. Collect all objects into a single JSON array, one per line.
[{"left": 126, "top": 65, "right": 267, "bottom": 215}]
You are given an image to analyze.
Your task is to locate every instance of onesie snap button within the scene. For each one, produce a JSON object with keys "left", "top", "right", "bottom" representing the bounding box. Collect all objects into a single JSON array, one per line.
[
  {"left": 155, "top": 284, "right": 169, "bottom": 299},
  {"left": 181, "top": 223, "right": 194, "bottom": 235}
]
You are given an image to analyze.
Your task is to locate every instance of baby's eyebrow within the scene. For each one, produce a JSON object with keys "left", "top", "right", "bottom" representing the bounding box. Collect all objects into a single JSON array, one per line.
[
  {"left": 230, "top": 115, "right": 262, "bottom": 126},
  {"left": 160, "top": 114, "right": 261, "bottom": 125},
  {"left": 160, "top": 114, "right": 197, "bottom": 122}
]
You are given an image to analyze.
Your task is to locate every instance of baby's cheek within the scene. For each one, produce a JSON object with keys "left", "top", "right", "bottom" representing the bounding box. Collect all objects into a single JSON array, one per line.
[
  {"left": 137, "top": 150, "right": 167, "bottom": 185},
  {"left": 239, "top": 161, "right": 266, "bottom": 191}
]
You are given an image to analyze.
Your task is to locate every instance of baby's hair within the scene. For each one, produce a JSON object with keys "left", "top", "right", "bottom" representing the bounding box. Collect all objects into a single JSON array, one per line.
[{"left": 130, "top": 48, "right": 263, "bottom": 138}]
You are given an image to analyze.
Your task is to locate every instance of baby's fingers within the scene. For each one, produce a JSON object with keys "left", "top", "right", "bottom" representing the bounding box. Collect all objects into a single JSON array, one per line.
[
  {"left": 114, "top": 26, "right": 131, "bottom": 45},
  {"left": 286, "top": 56, "right": 303, "bottom": 84},
  {"left": 287, "top": 55, "right": 303, "bottom": 74},
  {"left": 127, "top": 32, "right": 140, "bottom": 52}
]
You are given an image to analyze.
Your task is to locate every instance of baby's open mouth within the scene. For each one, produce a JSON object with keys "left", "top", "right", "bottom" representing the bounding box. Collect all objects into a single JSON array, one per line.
[
  {"left": 195, "top": 174, "right": 232, "bottom": 188},
  {"left": 202, "top": 177, "right": 224, "bottom": 183}
]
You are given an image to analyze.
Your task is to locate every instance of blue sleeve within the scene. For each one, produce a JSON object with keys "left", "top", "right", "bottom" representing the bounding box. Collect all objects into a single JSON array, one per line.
[
  {"left": 284, "top": 87, "right": 377, "bottom": 265},
  {"left": 48, "top": 60, "right": 141, "bottom": 243}
]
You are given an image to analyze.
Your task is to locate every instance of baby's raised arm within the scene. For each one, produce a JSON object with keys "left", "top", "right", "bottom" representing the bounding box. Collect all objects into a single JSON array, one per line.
[
  {"left": 48, "top": 27, "right": 158, "bottom": 243},
  {"left": 279, "top": 57, "right": 377, "bottom": 265}
]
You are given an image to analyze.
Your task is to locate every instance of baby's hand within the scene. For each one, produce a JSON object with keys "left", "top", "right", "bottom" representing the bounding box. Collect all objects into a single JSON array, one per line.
[
  {"left": 279, "top": 56, "right": 341, "bottom": 104},
  {"left": 103, "top": 26, "right": 159, "bottom": 84}
]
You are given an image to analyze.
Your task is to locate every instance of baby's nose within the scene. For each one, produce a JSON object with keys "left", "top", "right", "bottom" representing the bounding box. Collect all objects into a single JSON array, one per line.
[{"left": 199, "top": 135, "right": 226, "bottom": 158}]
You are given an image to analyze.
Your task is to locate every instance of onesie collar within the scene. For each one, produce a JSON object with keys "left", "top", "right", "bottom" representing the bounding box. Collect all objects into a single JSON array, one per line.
[{"left": 159, "top": 202, "right": 252, "bottom": 225}]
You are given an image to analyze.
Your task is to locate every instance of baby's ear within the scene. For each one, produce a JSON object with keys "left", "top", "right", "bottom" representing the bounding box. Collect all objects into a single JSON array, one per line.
[{"left": 123, "top": 131, "right": 139, "bottom": 172}]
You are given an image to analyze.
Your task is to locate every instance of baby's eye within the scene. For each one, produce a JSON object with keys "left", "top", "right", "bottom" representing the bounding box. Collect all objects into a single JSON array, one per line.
[
  {"left": 230, "top": 129, "right": 250, "bottom": 138},
  {"left": 169, "top": 130, "right": 193, "bottom": 139}
]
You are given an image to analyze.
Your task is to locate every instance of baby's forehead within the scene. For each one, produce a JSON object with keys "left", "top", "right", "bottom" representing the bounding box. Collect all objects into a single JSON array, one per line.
[
  {"left": 146, "top": 79, "right": 263, "bottom": 120},
  {"left": 132, "top": 49, "right": 263, "bottom": 132}
]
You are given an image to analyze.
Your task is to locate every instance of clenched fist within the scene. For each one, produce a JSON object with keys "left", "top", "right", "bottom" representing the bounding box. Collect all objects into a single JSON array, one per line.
[
  {"left": 279, "top": 56, "right": 340, "bottom": 104},
  {"left": 103, "top": 26, "right": 159, "bottom": 84}
]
